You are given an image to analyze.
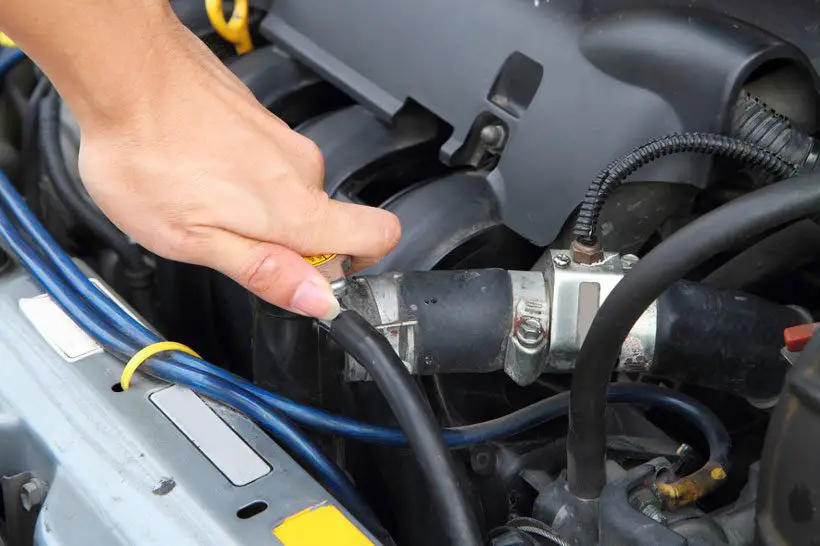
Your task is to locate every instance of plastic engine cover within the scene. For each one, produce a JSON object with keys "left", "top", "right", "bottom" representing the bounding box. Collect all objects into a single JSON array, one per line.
[{"left": 0, "top": 265, "right": 376, "bottom": 545}]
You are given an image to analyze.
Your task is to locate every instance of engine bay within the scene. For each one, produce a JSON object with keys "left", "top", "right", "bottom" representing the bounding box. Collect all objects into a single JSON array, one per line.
[{"left": 2, "top": 0, "right": 820, "bottom": 544}]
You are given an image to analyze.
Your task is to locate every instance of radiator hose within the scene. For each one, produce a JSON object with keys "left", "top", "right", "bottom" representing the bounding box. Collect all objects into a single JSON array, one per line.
[
  {"left": 567, "top": 172, "right": 820, "bottom": 500},
  {"left": 329, "top": 310, "right": 482, "bottom": 546}
]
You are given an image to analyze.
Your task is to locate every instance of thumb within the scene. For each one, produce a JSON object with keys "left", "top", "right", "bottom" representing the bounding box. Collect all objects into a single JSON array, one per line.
[{"left": 199, "top": 229, "right": 341, "bottom": 320}]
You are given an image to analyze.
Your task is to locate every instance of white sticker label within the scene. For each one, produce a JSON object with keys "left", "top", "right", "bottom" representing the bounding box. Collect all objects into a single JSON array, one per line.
[
  {"left": 19, "top": 294, "right": 102, "bottom": 362},
  {"left": 19, "top": 278, "right": 141, "bottom": 362},
  {"left": 151, "top": 386, "right": 271, "bottom": 486}
]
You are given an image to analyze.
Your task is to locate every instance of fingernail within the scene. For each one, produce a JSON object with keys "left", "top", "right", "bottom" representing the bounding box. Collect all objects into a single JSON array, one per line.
[{"left": 291, "top": 278, "right": 341, "bottom": 320}]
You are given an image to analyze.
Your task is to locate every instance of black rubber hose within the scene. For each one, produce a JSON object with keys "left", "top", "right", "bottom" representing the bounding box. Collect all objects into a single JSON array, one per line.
[
  {"left": 567, "top": 172, "right": 820, "bottom": 500},
  {"left": 459, "top": 382, "right": 729, "bottom": 469},
  {"left": 20, "top": 77, "right": 51, "bottom": 208},
  {"left": 573, "top": 133, "right": 797, "bottom": 246},
  {"left": 329, "top": 310, "right": 482, "bottom": 546}
]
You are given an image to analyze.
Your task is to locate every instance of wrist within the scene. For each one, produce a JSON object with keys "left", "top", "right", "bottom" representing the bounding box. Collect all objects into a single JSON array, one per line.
[{"left": 23, "top": 3, "right": 191, "bottom": 135}]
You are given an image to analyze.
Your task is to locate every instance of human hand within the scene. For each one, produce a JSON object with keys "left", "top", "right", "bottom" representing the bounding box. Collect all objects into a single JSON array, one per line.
[{"left": 73, "top": 24, "right": 400, "bottom": 320}]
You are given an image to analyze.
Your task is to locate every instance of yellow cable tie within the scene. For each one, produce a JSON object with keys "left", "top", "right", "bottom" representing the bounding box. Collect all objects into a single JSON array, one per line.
[
  {"left": 120, "top": 341, "right": 201, "bottom": 391},
  {"left": 205, "top": 0, "right": 254, "bottom": 55},
  {"left": 0, "top": 33, "right": 16, "bottom": 48}
]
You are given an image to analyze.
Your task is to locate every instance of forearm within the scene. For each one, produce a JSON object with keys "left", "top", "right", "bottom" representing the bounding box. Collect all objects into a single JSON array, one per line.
[{"left": 0, "top": 0, "right": 185, "bottom": 128}]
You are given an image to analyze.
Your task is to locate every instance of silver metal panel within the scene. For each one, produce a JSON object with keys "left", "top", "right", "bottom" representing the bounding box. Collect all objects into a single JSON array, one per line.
[{"left": 0, "top": 265, "right": 376, "bottom": 545}]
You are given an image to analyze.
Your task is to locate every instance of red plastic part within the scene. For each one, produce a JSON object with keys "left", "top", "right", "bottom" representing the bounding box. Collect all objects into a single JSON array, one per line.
[{"left": 784, "top": 323, "right": 820, "bottom": 353}]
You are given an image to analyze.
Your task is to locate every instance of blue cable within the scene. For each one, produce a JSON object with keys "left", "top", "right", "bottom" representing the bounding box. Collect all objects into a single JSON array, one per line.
[
  {"left": 0, "top": 175, "right": 377, "bottom": 525},
  {"left": 0, "top": 48, "right": 25, "bottom": 75}
]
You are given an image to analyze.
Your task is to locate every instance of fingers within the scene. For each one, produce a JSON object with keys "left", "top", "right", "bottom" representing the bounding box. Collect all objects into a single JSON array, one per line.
[
  {"left": 198, "top": 229, "right": 341, "bottom": 320},
  {"left": 288, "top": 192, "right": 402, "bottom": 260}
]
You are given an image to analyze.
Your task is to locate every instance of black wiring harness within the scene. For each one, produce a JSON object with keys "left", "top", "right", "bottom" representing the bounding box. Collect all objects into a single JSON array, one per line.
[{"left": 573, "top": 132, "right": 798, "bottom": 247}]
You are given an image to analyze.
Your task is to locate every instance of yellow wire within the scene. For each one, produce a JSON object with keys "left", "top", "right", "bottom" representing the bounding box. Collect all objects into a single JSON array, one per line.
[
  {"left": 120, "top": 341, "right": 201, "bottom": 391},
  {"left": 0, "top": 33, "right": 16, "bottom": 48},
  {"left": 205, "top": 0, "right": 254, "bottom": 55}
]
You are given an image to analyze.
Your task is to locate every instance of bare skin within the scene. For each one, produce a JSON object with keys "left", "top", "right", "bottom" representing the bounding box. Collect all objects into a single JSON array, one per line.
[{"left": 0, "top": 1, "right": 401, "bottom": 320}]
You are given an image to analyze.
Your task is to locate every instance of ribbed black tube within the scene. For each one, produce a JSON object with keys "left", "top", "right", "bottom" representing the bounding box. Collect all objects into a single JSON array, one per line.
[
  {"left": 732, "top": 91, "right": 815, "bottom": 169},
  {"left": 567, "top": 172, "right": 820, "bottom": 501},
  {"left": 573, "top": 133, "right": 797, "bottom": 246}
]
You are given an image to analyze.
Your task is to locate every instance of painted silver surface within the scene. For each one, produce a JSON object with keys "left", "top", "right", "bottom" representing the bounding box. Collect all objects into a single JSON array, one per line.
[{"left": 0, "top": 265, "right": 375, "bottom": 545}]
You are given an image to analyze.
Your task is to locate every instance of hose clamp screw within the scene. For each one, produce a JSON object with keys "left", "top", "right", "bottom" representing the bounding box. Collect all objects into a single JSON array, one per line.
[
  {"left": 516, "top": 317, "right": 544, "bottom": 347},
  {"left": 552, "top": 254, "right": 571, "bottom": 269}
]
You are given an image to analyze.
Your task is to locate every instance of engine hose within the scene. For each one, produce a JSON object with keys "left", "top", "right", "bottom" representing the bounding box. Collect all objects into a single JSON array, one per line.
[
  {"left": 567, "top": 172, "right": 820, "bottom": 501},
  {"left": 329, "top": 310, "right": 482, "bottom": 546},
  {"left": 0, "top": 169, "right": 733, "bottom": 455},
  {"left": 573, "top": 133, "right": 797, "bottom": 247},
  {"left": 732, "top": 90, "right": 817, "bottom": 172},
  {"left": 0, "top": 191, "right": 390, "bottom": 540},
  {"left": 20, "top": 78, "right": 51, "bottom": 208},
  {"left": 39, "top": 90, "right": 154, "bottom": 312}
]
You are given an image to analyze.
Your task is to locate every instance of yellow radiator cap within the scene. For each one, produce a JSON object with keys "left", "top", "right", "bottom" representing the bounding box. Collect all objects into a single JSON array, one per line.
[{"left": 304, "top": 254, "right": 350, "bottom": 282}]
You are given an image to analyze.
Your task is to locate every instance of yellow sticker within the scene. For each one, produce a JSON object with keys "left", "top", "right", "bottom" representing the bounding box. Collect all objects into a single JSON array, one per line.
[
  {"left": 303, "top": 254, "right": 338, "bottom": 267},
  {"left": 273, "top": 504, "right": 375, "bottom": 546}
]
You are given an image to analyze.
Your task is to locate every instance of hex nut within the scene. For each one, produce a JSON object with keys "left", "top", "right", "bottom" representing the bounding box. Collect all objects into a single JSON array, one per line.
[{"left": 571, "top": 239, "right": 604, "bottom": 265}]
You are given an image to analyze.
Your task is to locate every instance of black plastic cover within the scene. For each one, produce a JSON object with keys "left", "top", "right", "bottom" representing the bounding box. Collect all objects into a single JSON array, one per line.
[{"left": 261, "top": 3, "right": 818, "bottom": 245}]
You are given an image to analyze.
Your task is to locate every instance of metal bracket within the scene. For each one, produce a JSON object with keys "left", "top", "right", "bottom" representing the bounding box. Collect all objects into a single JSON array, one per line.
[
  {"left": 545, "top": 250, "right": 656, "bottom": 372},
  {"left": 503, "top": 271, "right": 550, "bottom": 385}
]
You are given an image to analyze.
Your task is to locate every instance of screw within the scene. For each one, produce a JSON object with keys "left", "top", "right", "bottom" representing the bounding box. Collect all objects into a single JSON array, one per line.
[
  {"left": 20, "top": 478, "right": 47, "bottom": 511},
  {"left": 480, "top": 124, "right": 507, "bottom": 148},
  {"left": 330, "top": 278, "right": 348, "bottom": 298},
  {"left": 641, "top": 503, "right": 667, "bottom": 524},
  {"left": 516, "top": 317, "right": 543, "bottom": 347},
  {"left": 552, "top": 254, "right": 571, "bottom": 269},
  {"left": 470, "top": 447, "right": 497, "bottom": 477},
  {"left": 621, "top": 254, "right": 640, "bottom": 271}
]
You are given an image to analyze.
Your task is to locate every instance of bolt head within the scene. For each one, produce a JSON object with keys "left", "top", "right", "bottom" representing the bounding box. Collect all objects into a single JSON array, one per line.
[
  {"left": 516, "top": 317, "right": 544, "bottom": 346},
  {"left": 552, "top": 254, "right": 571, "bottom": 269},
  {"left": 20, "top": 479, "right": 46, "bottom": 511},
  {"left": 621, "top": 254, "right": 640, "bottom": 271},
  {"left": 479, "top": 124, "right": 506, "bottom": 147}
]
